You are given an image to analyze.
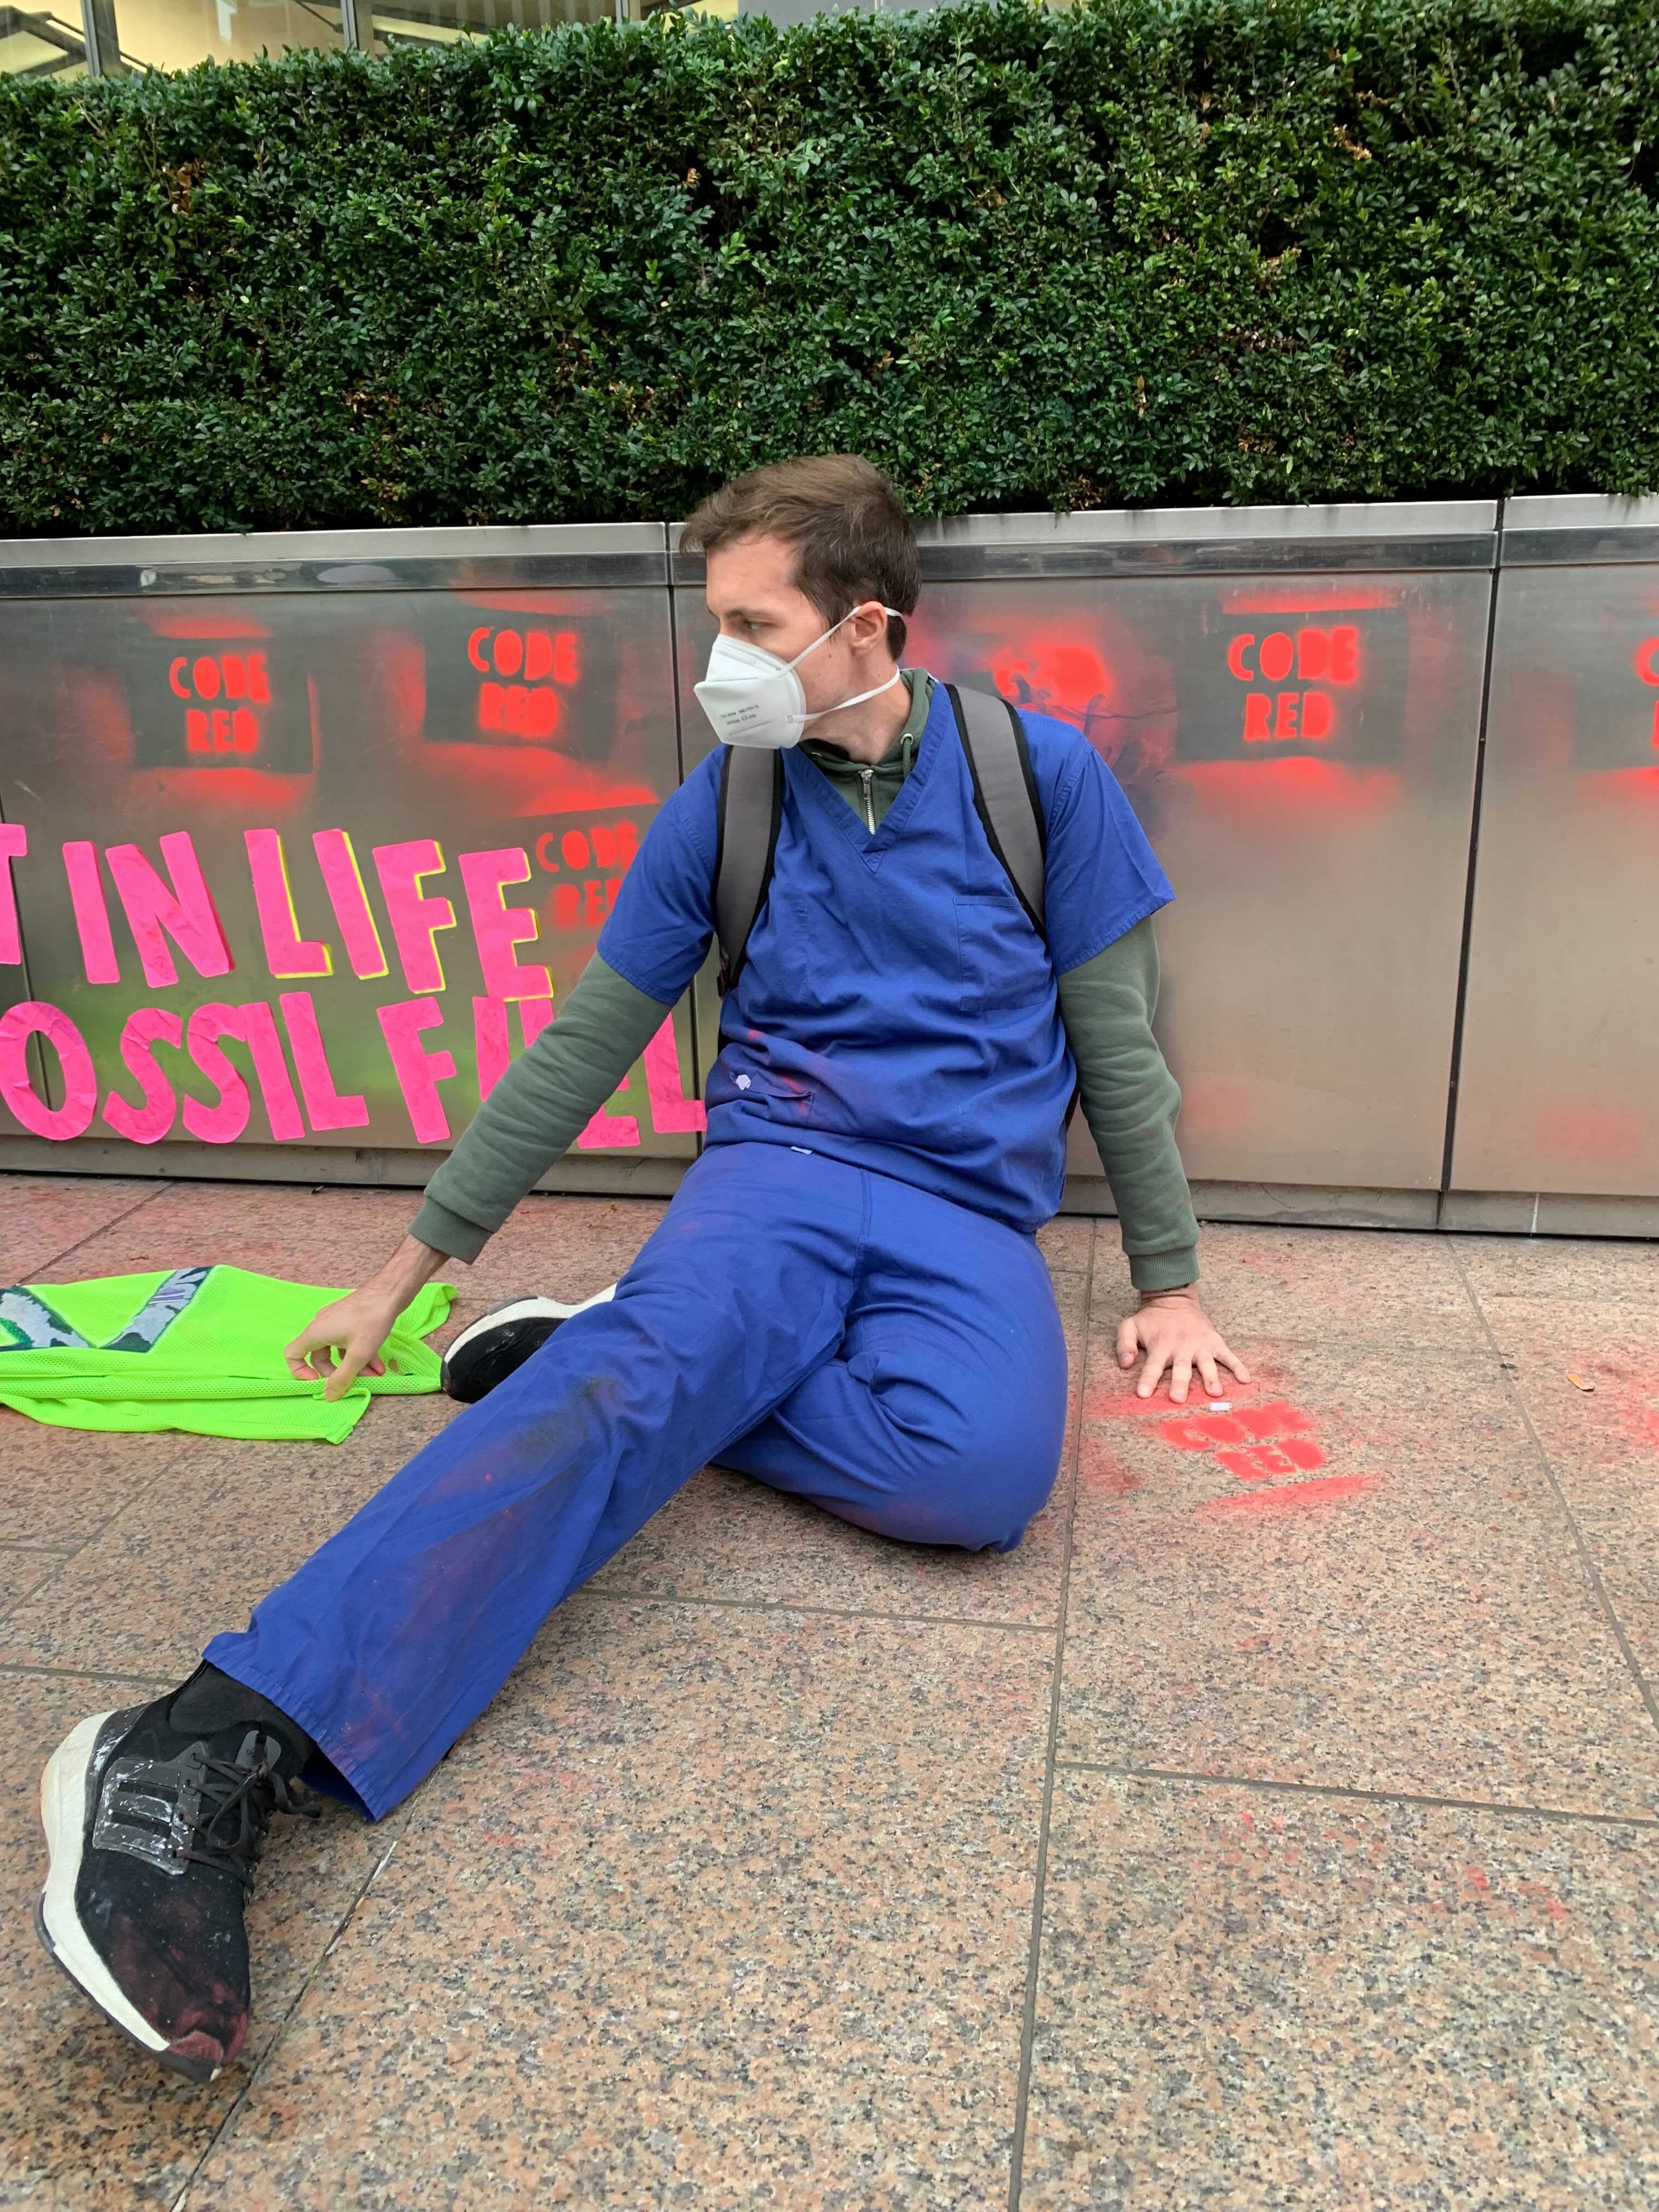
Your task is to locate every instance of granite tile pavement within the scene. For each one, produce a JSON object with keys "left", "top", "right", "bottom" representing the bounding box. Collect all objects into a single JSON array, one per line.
[{"left": 0, "top": 1176, "right": 1654, "bottom": 2209}]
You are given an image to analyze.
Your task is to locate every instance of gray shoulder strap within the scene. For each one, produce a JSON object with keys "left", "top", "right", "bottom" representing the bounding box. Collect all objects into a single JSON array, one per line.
[
  {"left": 946, "top": 684, "right": 1047, "bottom": 935},
  {"left": 713, "top": 746, "right": 784, "bottom": 990}
]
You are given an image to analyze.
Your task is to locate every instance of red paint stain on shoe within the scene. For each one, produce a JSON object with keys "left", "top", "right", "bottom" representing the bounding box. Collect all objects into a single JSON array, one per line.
[{"left": 1195, "top": 1472, "right": 1374, "bottom": 1516}]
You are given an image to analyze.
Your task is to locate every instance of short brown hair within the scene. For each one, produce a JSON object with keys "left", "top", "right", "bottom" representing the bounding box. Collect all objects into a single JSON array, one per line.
[{"left": 681, "top": 454, "right": 919, "bottom": 660}]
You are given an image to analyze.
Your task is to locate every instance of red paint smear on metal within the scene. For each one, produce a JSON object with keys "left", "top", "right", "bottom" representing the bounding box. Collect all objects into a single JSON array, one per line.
[
  {"left": 1577, "top": 765, "right": 1659, "bottom": 810},
  {"left": 456, "top": 588, "right": 607, "bottom": 617},
  {"left": 149, "top": 767, "right": 314, "bottom": 816},
  {"left": 992, "top": 637, "right": 1113, "bottom": 706},
  {"left": 1196, "top": 1473, "right": 1374, "bottom": 1516},
  {"left": 1180, "top": 757, "right": 1402, "bottom": 820},
  {"left": 1221, "top": 586, "right": 1397, "bottom": 615},
  {"left": 140, "top": 610, "right": 272, "bottom": 640},
  {"left": 1532, "top": 1099, "right": 1644, "bottom": 1167}
]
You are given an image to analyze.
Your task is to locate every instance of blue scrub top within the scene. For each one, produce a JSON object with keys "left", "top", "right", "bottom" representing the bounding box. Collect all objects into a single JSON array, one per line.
[{"left": 598, "top": 673, "right": 1173, "bottom": 1234}]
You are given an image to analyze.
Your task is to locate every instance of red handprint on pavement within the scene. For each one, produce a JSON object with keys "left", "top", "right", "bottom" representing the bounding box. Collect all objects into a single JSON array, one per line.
[
  {"left": 1156, "top": 1400, "right": 1328, "bottom": 1482},
  {"left": 1083, "top": 1384, "right": 1374, "bottom": 1514},
  {"left": 1158, "top": 1398, "right": 1372, "bottom": 1515}
]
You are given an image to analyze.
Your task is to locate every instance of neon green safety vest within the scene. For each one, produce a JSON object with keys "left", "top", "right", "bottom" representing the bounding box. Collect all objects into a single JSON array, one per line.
[{"left": 0, "top": 1266, "right": 454, "bottom": 1443}]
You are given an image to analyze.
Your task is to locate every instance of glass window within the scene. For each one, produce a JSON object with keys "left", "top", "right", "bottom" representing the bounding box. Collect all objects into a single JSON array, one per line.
[
  {"left": 87, "top": 0, "right": 343, "bottom": 72},
  {"left": 627, "top": 0, "right": 736, "bottom": 18},
  {"left": 369, "top": 0, "right": 608, "bottom": 55},
  {"left": 0, "top": 4, "right": 90, "bottom": 77}
]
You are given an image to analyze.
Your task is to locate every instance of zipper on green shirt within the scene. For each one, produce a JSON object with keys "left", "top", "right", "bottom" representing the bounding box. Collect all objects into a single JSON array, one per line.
[{"left": 803, "top": 669, "right": 933, "bottom": 831}]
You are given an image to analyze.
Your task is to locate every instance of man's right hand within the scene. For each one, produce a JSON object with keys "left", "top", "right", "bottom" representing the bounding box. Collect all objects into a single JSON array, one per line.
[
  {"left": 284, "top": 1288, "right": 402, "bottom": 1401},
  {"left": 283, "top": 1236, "right": 449, "bottom": 1402}
]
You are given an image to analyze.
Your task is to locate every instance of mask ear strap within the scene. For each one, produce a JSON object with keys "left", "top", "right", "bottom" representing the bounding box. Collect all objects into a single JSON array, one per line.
[
  {"left": 786, "top": 601, "right": 907, "bottom": 673},
  {"left": 799, "top": 667, "right": 905, "bottom": 725}
]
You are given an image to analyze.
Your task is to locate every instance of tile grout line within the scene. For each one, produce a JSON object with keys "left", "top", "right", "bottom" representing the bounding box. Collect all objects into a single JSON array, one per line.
[
  {"left": 1079, "top": 1324, "right": 1513, "bottom": 1362},
  {"left": 26, "top": 1177, "right": 179, "bottom": 1277},
  {"left": 1005, "top": 1222, "right": 1097, "bottom": 2212},
  {"left": 0, "top": 1660, "right": 174, "bottom": 1688},
  {"left": 1055, "top": 1758, "right": 1659, "bottom": 1832},
  {"left": 0, "top": 1429, "right": 217, "bottom": 1607},
  {"left": 3, "top": 1182, "right": 196, "bottom": 1592},
  {"left": 1446, "top": 1240, "right": 1659, "bottom": 1739},
  {"left": 575, "top": 1586, "right": 1057, "bottom": 1635},
  {"left": 0, "top": 1555, "right": 68, "bottom": 1635},
  {"left": 169, "top": 1822, "right": 410, "bottom": 2212}
]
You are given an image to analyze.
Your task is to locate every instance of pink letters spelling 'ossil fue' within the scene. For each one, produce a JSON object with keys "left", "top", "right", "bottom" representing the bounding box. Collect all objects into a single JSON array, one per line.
[
  {"left": 280, "top": 992, "right": 369, "bottom": 1131},
  {"left": 230, "top": 1000, "right": 306, "bottom": 1142},
  {"left": 182, "top": 1006, "right": 253, "bottom": 1144},
  {"left": 473, "top": 996, "right": 510, "bottom": 1101},
  {"left": 0, "top": 1001, "right": 97, "bottom": 1139},
  {"left": 516, "top": 994, "right": 639, "bottom": 1148},
  {"left": 642, "top": 1019, "right": 707, "bottom": 1135},
  {"left": 378, "top": 997, "right": 456, "bottom": 1143},
  {"left": 101, "top": 1007, "right": 183, "bottom": 1144}
]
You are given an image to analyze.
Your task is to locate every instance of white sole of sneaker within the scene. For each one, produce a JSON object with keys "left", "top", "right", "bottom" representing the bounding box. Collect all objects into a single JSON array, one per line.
[
  {"left": 442, "top": 1284, "right": 617, "bottom": 1364},
  {"left": 38, "top": 1712, "right": 180, "bottom": 2066}
]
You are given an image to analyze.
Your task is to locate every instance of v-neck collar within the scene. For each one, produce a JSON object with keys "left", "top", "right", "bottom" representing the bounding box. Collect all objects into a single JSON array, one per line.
[{"left": 791, "top": 676, "right": 945, "bottom": 869}]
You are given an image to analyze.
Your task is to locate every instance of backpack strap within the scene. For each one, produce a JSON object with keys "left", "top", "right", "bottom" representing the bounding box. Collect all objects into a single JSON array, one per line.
[
  {"left": 712, "top": 683, "right": 1047, "bottom": 989},
  {"left": 712, "top": 746, "right": 784, "bottom": 992},
  {"left": 945, "top": 683, "right": 1047, "bottom": 936}
]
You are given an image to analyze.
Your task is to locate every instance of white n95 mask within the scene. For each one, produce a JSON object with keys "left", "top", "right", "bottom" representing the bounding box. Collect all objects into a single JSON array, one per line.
[{"left": 694, "top": 603, "right": 906, "bottom": 749}]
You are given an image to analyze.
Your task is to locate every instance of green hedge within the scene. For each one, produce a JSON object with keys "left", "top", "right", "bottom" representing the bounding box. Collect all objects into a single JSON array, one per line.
[{"left": 1, "top": 0, "right": 1655, "bottom": 534}]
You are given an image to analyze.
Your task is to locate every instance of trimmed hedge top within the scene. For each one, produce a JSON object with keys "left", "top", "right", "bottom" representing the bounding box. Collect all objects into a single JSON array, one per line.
[{"left": 1, "top": 0, "right": 1655, "bottom": 535}]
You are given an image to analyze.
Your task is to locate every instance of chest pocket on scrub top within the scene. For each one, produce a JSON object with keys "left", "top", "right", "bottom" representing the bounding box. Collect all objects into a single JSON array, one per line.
[{"left": 953, "top": 898, "right": 1050, "bottom": 1018}]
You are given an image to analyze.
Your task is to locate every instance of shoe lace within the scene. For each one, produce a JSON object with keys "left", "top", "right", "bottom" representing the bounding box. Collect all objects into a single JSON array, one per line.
[{"left": 181, "top": 1736, "right": 319, "bottom": 1892}]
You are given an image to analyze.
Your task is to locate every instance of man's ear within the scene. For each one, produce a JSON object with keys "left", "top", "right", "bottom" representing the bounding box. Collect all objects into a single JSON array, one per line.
[{"left": 850, "top": 600, "right": 894, "bottom": 653}]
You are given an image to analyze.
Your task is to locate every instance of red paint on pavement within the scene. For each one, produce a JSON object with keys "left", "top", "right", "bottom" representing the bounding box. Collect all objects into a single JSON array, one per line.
[
  {"left": 1195, "top": 1473, "right": 1374, "bottom": 1516},
  {"left": 1081, "top": 1380, "right": 1372, "bottom": 1514},
  {"left": 1216, "top": 1437, "right": 1327, "bottom": 1482},
  {"left": 1158, "top": 1402, "right": 1318, "bottom": 1451},
  {"left": 1154, "top": 1400, "right": 1329, "bottom": 1485}
]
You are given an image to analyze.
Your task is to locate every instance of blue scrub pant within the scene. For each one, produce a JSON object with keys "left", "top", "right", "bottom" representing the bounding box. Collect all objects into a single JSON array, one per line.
[{"left": 205, "top": 1144, "right": 1068, "bottom": 1819}]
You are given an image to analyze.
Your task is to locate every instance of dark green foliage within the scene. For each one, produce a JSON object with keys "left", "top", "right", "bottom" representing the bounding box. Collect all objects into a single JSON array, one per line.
[{"left": 1, "top": 0, "right": 1655, "bottom": 533}]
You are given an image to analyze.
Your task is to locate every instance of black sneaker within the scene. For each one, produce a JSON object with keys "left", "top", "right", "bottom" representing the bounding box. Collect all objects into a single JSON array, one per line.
[
  {"left": 36, "top": 1699, "right": 315, "bottom": 2080},
  {"left": 441, "top": 1285, "right": 616, "bottom": 1404}
]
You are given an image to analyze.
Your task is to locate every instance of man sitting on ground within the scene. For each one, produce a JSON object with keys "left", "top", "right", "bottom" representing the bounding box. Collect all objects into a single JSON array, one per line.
[{"left": 36, "top": 453, "right": 1246, "bottom": 2080}]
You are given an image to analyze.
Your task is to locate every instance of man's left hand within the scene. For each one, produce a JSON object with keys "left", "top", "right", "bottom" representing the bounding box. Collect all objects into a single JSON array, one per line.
[{"left": 1117, "top": 1284, "right": 1250, "bottom": 1404}]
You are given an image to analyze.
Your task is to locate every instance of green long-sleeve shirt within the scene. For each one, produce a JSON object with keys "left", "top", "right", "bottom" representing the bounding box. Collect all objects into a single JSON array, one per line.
[{"left": 414, "top": 675, "right": 1200, "bottom": 1291}]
